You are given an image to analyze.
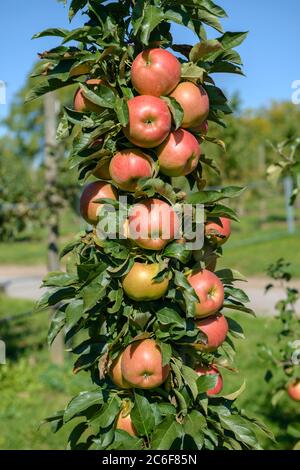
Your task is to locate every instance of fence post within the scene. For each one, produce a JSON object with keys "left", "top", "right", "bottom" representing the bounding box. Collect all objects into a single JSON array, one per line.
[
  {"left": 44, "top": 92, "right": 64, "bottom": 366},
  {"left": 283, "top": 175, "right": 295, "bottom": 234}
]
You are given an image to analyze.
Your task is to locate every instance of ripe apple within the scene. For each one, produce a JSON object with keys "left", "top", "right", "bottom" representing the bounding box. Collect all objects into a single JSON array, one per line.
[
  {"left": 127, "top": 198, "right": 180, "bottom": 250},
  {"left": 131, "top": 48, "right": 181, "bottom": 97},
  {"left": 109, "top": 354, "right": 132, "bottom": 389},
  {"left": 205, "top": 217, "right": 231, "bottom": 246},
  {"left": 109, "top": 148, "right": 153, "bottom": 192},
  {"left": 123, "top": 95, "right": 171, "bottom": 148},
  {"left": 121, "top": 339, "right": 170, "bottom": 389},
  {"left": 193, "top": 244, "right": 218, "bottom": 272},
  {"left": 188, "top": 268, "right": 224, "bottom": 318},
  {"left": 122, "top": 262, "right": 169, "bottom": 301},
  {"left": 170, "top": 82, "right": 209, "bottom": 129},
  {"left": 196, "top": 365, "right": 223, "bottom": 396},
  {"left": 116, "top": 412, "right": 137, "bottom": 436},
  {"left": 74, "top": 79, "right": 106, "bottom": 113},
  {"left": 157, "top": 129, "right": 201, "bottom": 177},
  {"left": 80, "top": 181, "right": 117, "bottom": 225},
  {"left": 287, "top": 380, "right": 300, "bottom": 401},
  {"left": 194, "top": 313, "right": 229, "bottom": 351}
]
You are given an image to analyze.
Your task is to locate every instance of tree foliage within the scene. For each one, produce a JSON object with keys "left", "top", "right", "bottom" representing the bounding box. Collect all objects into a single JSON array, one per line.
[{"left": 32, "top": 0, "right": 272, "bottom": 450}]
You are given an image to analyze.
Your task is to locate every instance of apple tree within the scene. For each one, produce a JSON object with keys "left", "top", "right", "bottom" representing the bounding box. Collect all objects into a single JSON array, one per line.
[{"left": 30, "top": 0, "right": 272, "bottom": 449}]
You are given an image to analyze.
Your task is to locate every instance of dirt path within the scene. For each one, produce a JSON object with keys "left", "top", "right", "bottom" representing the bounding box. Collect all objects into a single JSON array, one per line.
[{"left": 1, "top": 265, "right": 300, "bottom": 316}]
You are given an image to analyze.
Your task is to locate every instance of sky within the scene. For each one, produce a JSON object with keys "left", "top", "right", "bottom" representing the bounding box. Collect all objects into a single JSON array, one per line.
[{"left": 0, "top": 0, "right": 300, "bottom": 121}]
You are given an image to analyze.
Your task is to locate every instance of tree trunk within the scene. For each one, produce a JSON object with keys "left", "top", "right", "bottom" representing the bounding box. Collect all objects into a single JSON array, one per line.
[{"left": 44, "top": 92, "right": 64, "bottom": 366}]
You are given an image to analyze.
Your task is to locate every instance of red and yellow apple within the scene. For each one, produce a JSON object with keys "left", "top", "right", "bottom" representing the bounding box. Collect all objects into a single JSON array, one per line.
[
  {"left": 121, "top": 339, "right": 170, "bottom": 389},
  {"left": 123, "top": 95, "right": 171, "bottom": 148},
  {"left": 127, "top": 198, "right": 180, "bottom": 250},
  {"left": 205, "top": 217, "right": 231, "bottom": 246},
  {"left": 122, "top": 262, "right": 169, "bottom": 301},
  {"left": 80, "top": 181, "right": 117, "bottom": 225},
  {"left": 109, "top": 148, "right": 153, "bottom": 192},
  {"left": 194, "top": 313, "right": 228, "bottom": 351},
  {"left": 116, "top": 411, "right": 137, "bottom": 436},
  {"left": 74, "top": 79, "right": 106, "bottom": 113},
  {"left": 287, "top": 380, "right": 300, "bottom": 401},
  {"left": 131, "top": 48, "right": 181, "bottom": 97},
  {"left": 188, "top": 268, "right": 224, "bottom": 318},
  {"left": 109, "top": 353, "right": 132, "bottom": 389},
  {"left": 196, "top": 365, "right": 223, "bottom": 396},
  {"left": 170, "top": 82, "right": 209, "bottom": 129},
  {"left": 157, "top": 128, "right": 201, "bottom": 177}
]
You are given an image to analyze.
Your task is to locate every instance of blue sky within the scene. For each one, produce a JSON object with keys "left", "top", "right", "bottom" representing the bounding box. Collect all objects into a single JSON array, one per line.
[{"left": 0, "top": 0, "right": 300, "bottom": 121}]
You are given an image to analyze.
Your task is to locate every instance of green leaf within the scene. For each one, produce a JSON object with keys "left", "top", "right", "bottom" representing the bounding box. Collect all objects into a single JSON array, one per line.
[
  {"left": 43, "top": 271, "right": 77, "bottom": 287},
  {"left": 189, "top": 40, "right": 222, "bottom": 62},
  {"left": 209, "top": 61, "right": 244, "bottom": 76},
  {"left": 226, "top": 317, "right": 245, "bottom": 340},
  {"left": 65, "top": 299, "right": 84, "bottom": 331},
  {"left": 197, "top": 374, "right": 218, "bottom": 394},
  {"left": 151, "top": 416, "right": 183, "bottom": 450},
  {"left": 199, "top": 0, "right": 227, "bottom": 18},
  {"left": 48, "top": 309, "right": 65, "bottom": 346},
  {"left": 218, "top": 31, "right": 248, "bottom": 50},
  {"left": 207, "top": 203, "right": 239, "bottom": 222},
  {"left": 181, "top": 365, "right": 199, "bottom": 400},
  {"left": 140, "top": 5, "right": 164, "bottom": 45},
  {"left": 64, "top": 390, "right": 104, "bottom": 423},
  {"left": 156, "top": 307, "right": 185, "bottom": 328},
  {"left": 187, "top": 186, "right": 244, "bottom": 204},
  {"left": 225, "top": 286, "right": 250, "bottom": 303},
  {"left": 114, "top": 96, "right": 129, "bottom": 126},
  {"left": 131, "top": 392, "right": 155, "bottom": 437},
  {"left": 32, "top": 28, "right": 69, "bottom": 39},
  {"left": 69, "top": 0, "right": 88, "bottom": 20},
  {"left": 161, "top": 97, "right": 183, "bottom": 130},
  {"left": 159, "top": 342, "right": 172, "bottom": 367},
  {"left": 181, "top": 62, "right": 206, "bottom": 81},
  {"left": 80, "top": 83, "right": 116, "bottom": 109},
  {"left": 26, "top": 78, "right": 75, "bottom": 102},
  {"left": 183, "top": 410, "right": 206, "bottom": 449},
  {"left": 90, "top": 396, "right": 120, "bottom": 429},
  {"left": 222, "top": 381, "right": 246, "bottom": 401},
  {"left": 163, "top": 241, "right": 191, "bottom": 264},
  {"left": 109, "top": 430, "right": 143, "bottom": 450},
  {"left": 215, "top": 268, "right": 247, "bottom": 283},
  {"left": 219, "top": 414, "right": 259, "bottom": 449}
]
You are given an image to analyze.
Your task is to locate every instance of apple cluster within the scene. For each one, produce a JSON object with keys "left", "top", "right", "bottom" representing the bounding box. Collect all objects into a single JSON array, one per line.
[{"left": 75, "top": 49, "right": 233, "bottom": 435}]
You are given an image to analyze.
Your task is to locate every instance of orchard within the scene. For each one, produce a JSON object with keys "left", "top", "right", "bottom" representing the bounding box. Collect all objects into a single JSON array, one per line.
[{"left": 30, "top": 0, "right": 272, "bottom": 450}]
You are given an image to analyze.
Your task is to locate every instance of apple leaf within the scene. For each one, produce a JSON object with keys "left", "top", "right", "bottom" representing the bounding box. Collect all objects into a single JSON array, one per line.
[
  {"left": 189, "top": 40, "right": 222, "bottom": 62},
  {"left": 64, "top": 390, "right": 104, "bottom": 423},
  {"left": 183, "top": 410, "right": 206, "bottom": 449},
  {"left": 151, "top": 416, "right": 183, "bottom": 450},
  {"left": 114, "top": 96, "right": 129, "bottom": 127},
  {"left": 131, "top": 392, "right": 156, "bottom": 437},
  {"left": 90, "top": 395, "right": 121, "bottom": 430},
  {"left": 80, "top": 83, "right": 116, "bottom": 109},
  {"left": 161, "top": 96, "right": 184, "bottom": 130}
]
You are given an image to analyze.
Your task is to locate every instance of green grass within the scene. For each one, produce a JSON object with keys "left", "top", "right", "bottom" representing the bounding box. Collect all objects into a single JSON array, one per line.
[{"left": 0, "top": 295, "right": 299, "bottom": 450}]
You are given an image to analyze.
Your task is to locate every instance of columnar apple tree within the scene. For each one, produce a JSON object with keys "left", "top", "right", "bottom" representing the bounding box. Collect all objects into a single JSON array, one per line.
[{"left": 31, "top": 0, "right": 271, "bottom": 449}]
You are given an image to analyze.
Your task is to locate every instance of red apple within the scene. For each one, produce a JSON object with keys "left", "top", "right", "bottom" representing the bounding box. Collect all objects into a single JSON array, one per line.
[
  {"left": 194, "top": 313, "right": 229, "bottom": 351},
  {"left": 74, "top": 79, "right": 106, "bottom": 113},
  {"left": 121, "top": 339, "right": 170, "bottom": 389},
  {"left": 205, "top": 217, "right": 231, "bottom": 246},
  {"left": 116, "top": 412, "right": 137, "bottom": 436},
  {"left": 131, "top": 48, "right": 181, "bottom": 97},
  {"left": 188, "top": 268, "right": 224, "bottom": 318},
  {"left": 109, "top": 353, "right": 132, "bottom": 389},
  {"left": 170, "top": 82, "right": 209, "bottom": 129},
  {"left": 127, "top": 198, "right": 180, "bottom": 251},
  {"left": 80, "top": 181, "right": 117, "bottom": 225},
  {"left": 123, "top": 95, "right": 171, "bottom": 148},
  {"left": 196, "top": 365, "right": 223, "bottom": 396},
  {"left": 157, "top": 129, "right": 201, "bottom": 177},
  {"left": 109, "top": 148, "right": 153, "bottom": 192},
  {"left": 287, "top": 380, "right": 300, "bottom": 401}
]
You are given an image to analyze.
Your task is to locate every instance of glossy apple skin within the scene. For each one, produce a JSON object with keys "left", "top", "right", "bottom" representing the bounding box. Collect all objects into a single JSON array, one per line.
[
  {"left": 196, "top": 365, "right": 223, "bottom": 395},
  {"left": 109, "top": 149, "right": 153, "bottom": 192},
  {"left": 287, "top": 381, "right": 300, "bottom": 401},
  {"left": 80, "top": 181, "right": 117, "bottom": 225},
  {"left": 131, "top": 48, "right": 181, "bottom": 97},
  {"left": 109, "top": 353, "right": 132, "bottom": 389},
  {"left": 205, "top": 217, "right": 231, "bottom": 246},
  {"left": 123, "top": 95, "right": 171, "bottom": 148},
  {"left": 157, "top": 129, "right": 201, "bottom": 177},
  {"left": 128, "top": 198, "right": 180, "bottom": 251},
  {"left": 193, "top": 244, "right": 217, "bottom": 272},
  {"left": 170, "top": 82, "right": 209, "bottom": 129},
  {"left": 74, "top": 79, "right": 105, "bottom": 113},
  {"left": 121, "top": 339, "right": 170, "bottom": 389},
  {"left": 188, "top": 268, "right": 224, "bottom": 318},
  {"left": 195, "top": 313, "right": 229, "bottom": 351},
  {"left": 116, "top": 413, "right": 137, "bottom": 436},
  {"left": 122, "top": 262, "right": 169, "bottom": 301}
]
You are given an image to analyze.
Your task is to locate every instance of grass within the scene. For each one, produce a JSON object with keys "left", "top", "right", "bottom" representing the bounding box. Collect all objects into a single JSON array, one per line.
[{"left": 0, "top": 295, "right": 299, "bottom": 450}]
